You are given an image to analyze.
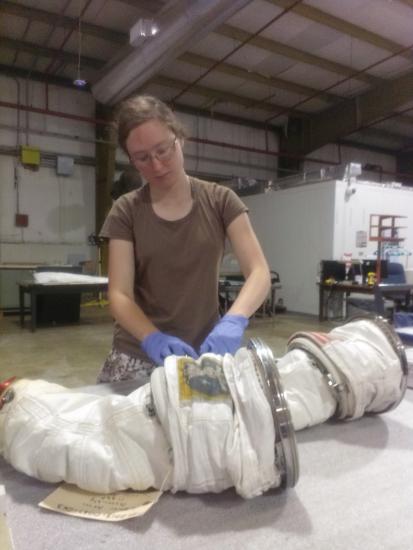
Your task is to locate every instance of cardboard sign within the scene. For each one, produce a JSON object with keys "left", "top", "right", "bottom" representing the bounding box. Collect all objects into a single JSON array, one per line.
[
  {"left": 0, "top": 485, "right": 14, "bottom": 549},
  {"left": 39, "top": 483, "right": 162, "bottom": 522}
]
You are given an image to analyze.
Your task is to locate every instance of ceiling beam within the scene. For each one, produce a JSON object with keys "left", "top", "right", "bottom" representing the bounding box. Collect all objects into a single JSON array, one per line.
[
  {"left": 150, "top": 74, "right": 307, "bottom": 116},
  {"left": 267, "top": 0, "right": 413, "bottom": 61},
  {"left": 113, "top": 0, "right": 167, "bottom": 14},
  {"left": 298, "top": 70, "right": 413, "bottom": 154},
  {"left": 0, "top": 36, "right": 105, "bottom": 70},
  {"left": 338, "top": 138, "right": 400, "bottom": 156},
  {"left": 178, "top": 52, "right": 337, "bottom": 104},
  {"left": 171, "top": 102, "right": 282, "bottom": 133},
  {"left": 217, "top": 23, "right": 379, "bottom": 85},
  {"left": 0, "top": 1, "right": 126, "bottom": 44},
  {"left": 392, "top": 113, "right": 413, "bottom": 127},
  {"left": 356, "top": 127, "right": 411, "bottom": 147},
  {"left": 397, "top": 139, "right": 413, "bottom": 153},
  {"left": 216, "top": 22, "right": 413, "bottom": 129}
]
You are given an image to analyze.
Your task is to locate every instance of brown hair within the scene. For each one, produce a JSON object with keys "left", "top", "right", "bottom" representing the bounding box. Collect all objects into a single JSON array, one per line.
[{"left": 114, "top": 95, "right": 188, "bottom": 154}]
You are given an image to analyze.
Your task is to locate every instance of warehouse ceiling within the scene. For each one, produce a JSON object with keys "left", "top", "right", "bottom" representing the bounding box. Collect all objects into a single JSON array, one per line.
[{"left": 1, "top": 0, "right": 413, "bottom": 160}]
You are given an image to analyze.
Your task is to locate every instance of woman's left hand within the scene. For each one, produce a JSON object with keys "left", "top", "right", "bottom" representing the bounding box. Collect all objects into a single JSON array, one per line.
[{"left": 199, "top": 314, "right": 249, "bottom": 355}]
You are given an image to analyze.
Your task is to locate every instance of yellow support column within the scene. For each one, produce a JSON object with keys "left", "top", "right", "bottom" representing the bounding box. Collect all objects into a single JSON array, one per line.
[{"left": 95, "top": 103, "right": 116, "bottom": 277}]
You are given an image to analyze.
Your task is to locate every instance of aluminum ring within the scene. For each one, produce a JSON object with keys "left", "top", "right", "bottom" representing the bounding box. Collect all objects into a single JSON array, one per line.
[{"left": 247, "top": 338, "right": 299, "bottom": 488}]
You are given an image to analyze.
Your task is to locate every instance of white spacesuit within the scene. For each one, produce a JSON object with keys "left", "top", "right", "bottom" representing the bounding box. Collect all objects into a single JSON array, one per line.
[{"left": 0, "top": 317, "right": 407, "bottom": 499}]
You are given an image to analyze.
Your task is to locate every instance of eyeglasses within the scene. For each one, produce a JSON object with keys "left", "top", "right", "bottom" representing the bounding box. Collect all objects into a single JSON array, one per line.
[{"left": 131, "top": 136, "right": 177, "bottom": 166}]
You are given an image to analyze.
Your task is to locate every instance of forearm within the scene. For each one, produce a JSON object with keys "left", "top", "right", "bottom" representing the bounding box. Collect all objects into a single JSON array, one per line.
[
  {"left": 109, "top": 289, "right": 157, "bottom": 341},
  {"left": 227, "top": 265, "right": 271, "bottom": 318}
]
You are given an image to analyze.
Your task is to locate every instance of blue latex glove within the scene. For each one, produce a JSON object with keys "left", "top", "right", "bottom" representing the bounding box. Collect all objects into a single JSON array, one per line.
[
  {"left": 141, "top": 331, "right": 198, "bottom": 365},
  {"left": 199, "top": 314, "right": 249, "bottom": 356}
]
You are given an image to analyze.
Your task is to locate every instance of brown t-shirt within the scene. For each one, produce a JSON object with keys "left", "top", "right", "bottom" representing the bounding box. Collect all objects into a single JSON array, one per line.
[{"left": 100, "top": 176, "right": 248, "bottom": 360}]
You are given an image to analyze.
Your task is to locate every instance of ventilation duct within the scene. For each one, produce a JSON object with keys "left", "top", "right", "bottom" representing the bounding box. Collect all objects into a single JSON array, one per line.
[{"left": 92, "top": 0, "right": 253, "bottom": 105}]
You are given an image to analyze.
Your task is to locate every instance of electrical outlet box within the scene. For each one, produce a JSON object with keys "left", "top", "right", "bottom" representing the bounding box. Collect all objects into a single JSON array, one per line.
[
  {"left": 15, "top": 213, "right": 29, "bottom": 227},
  {"left": 57, "top": 155, "right": 74, "bottom": 176},
  {"left": 21, "top": 146, "right": 40, "bottom": 166}
]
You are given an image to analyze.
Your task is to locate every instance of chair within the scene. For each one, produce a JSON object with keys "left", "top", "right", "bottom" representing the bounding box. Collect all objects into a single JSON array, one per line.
[
  {"left": 394, "top": 312, "right": 413, "bottom": 345},
  {"left": 385, "top": 262, "right": 406, "bottom": 284},
  {"left": 219, "top": 270, "right": 282, "bottom": 317},
  {"left": 218, "top": 274, "right": 244, "bottom": 314},
  {"left": 382, "top": 262, "right": 409, "bottom": 311},
  {"left": 347, "top": 262, "right": 408, "bottom": 319}
]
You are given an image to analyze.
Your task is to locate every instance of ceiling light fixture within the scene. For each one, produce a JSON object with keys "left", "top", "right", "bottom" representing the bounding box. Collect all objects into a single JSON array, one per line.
[
  {"left": 129, "top": 18, "right": 159, "bottom": 47},
  {"left": 73, "top": 5, "right": 87, "bottom": 88}
]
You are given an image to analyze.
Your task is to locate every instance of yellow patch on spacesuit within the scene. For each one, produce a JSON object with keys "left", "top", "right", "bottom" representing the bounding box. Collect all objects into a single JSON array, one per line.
[{"left": 177, "top": 356, "right": 230, "bottom": 403}]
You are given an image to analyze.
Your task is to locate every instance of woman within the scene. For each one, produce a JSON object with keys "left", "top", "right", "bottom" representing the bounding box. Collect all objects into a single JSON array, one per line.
[{"left": 98, "top": 95, "right": 270, "bottom": 382}]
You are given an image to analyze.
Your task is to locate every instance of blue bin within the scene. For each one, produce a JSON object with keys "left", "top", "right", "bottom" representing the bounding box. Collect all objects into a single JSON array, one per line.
[{"left": 394, "top": 313, "right": 413, "bottom": 345}]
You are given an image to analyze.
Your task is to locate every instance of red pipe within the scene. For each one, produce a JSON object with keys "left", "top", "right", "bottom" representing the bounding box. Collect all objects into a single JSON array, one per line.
[
  {"left": 2, "top": 100, "right": 411, "bottom": 178},
  {"left": 0, "top": 100, "right": 106, "bottom": 126},
  {"left": 0, "top": 100, "right": 339, "bottom": 164}
]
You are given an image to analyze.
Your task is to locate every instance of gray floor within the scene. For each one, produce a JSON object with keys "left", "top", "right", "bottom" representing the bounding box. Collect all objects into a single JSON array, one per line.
[{"left": 0, "top": 306, "right": 333, "bottom": 387}]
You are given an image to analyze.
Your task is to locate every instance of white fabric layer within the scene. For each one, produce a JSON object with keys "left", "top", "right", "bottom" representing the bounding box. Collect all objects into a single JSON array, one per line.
[
  {"left": 328, "top": 320, "right": 403, "bottom": 417},
  {"left": 277, "top": 349, "right": 337, "bottom": 431},
  {"left": 281, "top": 319, "right": 404, "bottom": 426},
  {"left": 223, "top": 349, "right": 280, "bottom": 497},
  {"left": 1, "top": 380, "right": 170, "bottom": 493},
  {"left": 151, "top": 350, "right": 280, "bottom": 498}
]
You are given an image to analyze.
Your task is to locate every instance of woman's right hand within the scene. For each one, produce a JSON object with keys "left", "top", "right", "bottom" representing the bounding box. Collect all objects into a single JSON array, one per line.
[{"left": 141, "top": 331, "right": 198, "bottom": 365}]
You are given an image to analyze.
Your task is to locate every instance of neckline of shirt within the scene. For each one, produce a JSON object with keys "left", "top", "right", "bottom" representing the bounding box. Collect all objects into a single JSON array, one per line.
[{"left": 146, "top": 176, "right": 198, "bottom": 225}]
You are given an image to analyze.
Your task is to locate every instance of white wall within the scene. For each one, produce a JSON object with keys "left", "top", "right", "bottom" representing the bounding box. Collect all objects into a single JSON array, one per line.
[
  {"left": 0, "top": 160, "right": 96, "bottom": 265},
  {"left": 182, "top": 114, "right": 278, "bottom": 181},
  {"left": 0, "top": 75, "right": 97, "bottom": 267},
  {"left": 244, "top": 181, "right": 336, "bottom": 315}
]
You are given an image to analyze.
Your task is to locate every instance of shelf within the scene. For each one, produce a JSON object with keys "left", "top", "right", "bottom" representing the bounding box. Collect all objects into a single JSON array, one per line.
[{"left": 368, "top": 214, "right": 406, "bottom": 283}]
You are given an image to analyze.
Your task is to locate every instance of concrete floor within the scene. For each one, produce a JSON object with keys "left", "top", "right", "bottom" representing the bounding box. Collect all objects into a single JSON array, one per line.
[{"left": 0, "top": 306, "right": 333, "bottom": 388}]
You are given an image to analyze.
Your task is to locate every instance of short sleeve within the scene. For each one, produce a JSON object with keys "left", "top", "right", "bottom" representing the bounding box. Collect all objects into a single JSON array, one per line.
[
  {"left": 99, "top": 195, "right": 134, "bottom": 242},
  {"left": 215, "top": 185, "right": 249, "bottom": 228}
]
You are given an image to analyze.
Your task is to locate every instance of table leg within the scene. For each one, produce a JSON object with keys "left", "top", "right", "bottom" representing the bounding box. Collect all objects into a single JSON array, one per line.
[
  {"left": 319, "top": 286, "right": 325, "bottom": 322},
  {"left": 30, "top": 290, "right": 37, "bottom": 332},
  {"left": 19, "top": 286, "right": 25, "bottom": 328},
  {"left": 373, "top": 287, "right": 385, "bottom": 316},
  {"left": 344, "top": 291, "right": 349, "bottom": 319}
]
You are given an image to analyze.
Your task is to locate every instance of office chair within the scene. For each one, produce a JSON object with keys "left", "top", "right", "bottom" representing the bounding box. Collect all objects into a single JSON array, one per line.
[
  {"left": 382, "top": 262, "right": 410, "bottom": 313},
  {"left": 385, "top": 262, "right": 406, "bottom": 284},
  {"left": 347, "top": 262, "right": 408, "bottom": 319}
]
